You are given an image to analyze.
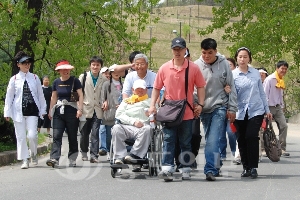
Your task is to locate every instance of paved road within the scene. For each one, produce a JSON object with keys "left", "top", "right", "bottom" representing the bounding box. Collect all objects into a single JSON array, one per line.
[{"left": 0, "top": 123, "right": 299, "bottom": 200}]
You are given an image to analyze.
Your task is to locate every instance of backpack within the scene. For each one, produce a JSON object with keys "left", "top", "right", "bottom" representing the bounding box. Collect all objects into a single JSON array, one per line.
[
  {"left": 81, "top": 71, "right": 87, "bottom": 96},
  {"left": 263, "top": 119, "right": 282, "bottom": 162}
]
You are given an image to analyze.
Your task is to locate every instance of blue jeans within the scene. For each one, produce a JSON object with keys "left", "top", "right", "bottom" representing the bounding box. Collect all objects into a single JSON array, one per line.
[
  {"left": 200, "top": 107, "right": 227, "bottom": 175},
  {"left": 99, "top": 125, "right": 106, "bottom": 152},
  {"left": 162, "top": 120, "right": 193, "bottom": 172},
  {"left": 219, "top": 120, "right": 237, "bottom": 158},
  {"left": 99, "top": 125, "right": 113, "bottom": 152}
]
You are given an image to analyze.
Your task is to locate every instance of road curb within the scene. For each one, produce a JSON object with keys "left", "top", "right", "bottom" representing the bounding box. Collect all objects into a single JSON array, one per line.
[{"left": 0, "top": 142, "right": 52, "bottom": 167}]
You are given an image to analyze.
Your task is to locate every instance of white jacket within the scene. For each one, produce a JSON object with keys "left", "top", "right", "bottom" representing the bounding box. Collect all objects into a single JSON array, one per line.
[{"left": 4, "top": 71, "right": 47, "bottom": 122}]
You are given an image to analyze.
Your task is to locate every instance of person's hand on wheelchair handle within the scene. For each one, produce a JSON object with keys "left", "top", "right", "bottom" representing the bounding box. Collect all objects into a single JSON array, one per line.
[{"left": 148, "top": 105, "right": 157, "bottom": 116}]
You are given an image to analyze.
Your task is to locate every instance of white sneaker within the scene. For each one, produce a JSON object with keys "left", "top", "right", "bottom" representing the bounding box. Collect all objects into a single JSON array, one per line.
[
  {"left": 158, "top": 170, "right": 173, "bottom": 182},
  {"left": 31, "top": 154, "right": 38, "bottom": 165},
  {"left": 69, "top": 159, "right": 76, "bottom": 167},
  {"left": 21, "top": 159, "right": 29, "bottom": 169},
  {"left": 182, "top": 172, "right": 191, "bottom": 180}
]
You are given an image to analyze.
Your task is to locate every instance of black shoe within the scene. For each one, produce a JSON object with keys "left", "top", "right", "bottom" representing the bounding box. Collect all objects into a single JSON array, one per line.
[
  {"left": 250, "top": 168, "right": 258, "bottom": 179},
  {"left": 191, "top": 161, "right": 197, "bottom": 169},
  {"left": 132, "top": 165, "right": 141, "bottom": 172},
  {"left": 206, "top": 172, "right": 216, "bottom": 181},
  {"left": 215, "top": 169, "right": 222, "bottom": 177},
  {"left": 175, "top": 166, "right": 180, "bottom": 172},
  {"left": 241, "top": 169, "right": 251, "bottom": 177}
]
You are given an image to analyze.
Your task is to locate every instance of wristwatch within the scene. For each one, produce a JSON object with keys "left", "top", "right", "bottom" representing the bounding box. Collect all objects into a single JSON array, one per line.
[{"left": 197, "top": 103, "right": 204, "bottom": 108}]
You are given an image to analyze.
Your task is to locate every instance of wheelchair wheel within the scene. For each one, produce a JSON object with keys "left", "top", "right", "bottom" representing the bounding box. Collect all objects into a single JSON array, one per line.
[
  {"left": 154, "top": 128, "right": 163, "bottom": 176},
  {"left": 148, "top": 152, "right": 156, "bottom": 177}
]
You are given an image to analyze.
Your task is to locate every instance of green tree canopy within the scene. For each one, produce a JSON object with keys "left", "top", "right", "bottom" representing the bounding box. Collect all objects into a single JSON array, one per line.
[
  {"left": 198, "top": 0, "right": 300, "bottom": 116},
  {"left": 0, "top": 0, "right": 159, "bottom": 100}
]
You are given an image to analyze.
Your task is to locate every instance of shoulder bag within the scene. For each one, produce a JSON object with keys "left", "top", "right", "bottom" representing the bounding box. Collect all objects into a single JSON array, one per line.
[{"left": 70, "top": 76, "right": 79, "bottom": 102}]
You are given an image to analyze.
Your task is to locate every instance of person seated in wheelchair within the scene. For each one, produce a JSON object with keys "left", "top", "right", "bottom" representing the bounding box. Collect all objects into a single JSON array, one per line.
[{"left": 112, "top": 79, "right": 152, "bottom": 168}]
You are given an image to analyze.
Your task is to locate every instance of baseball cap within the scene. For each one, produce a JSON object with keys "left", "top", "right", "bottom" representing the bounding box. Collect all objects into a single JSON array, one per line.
[
  {"left": 109, "top": 64, "right": 117, "bottom": 72},
  {"left": 133, "top": 79, "right": 147, "bottom": 90},
  {"left": 100, "top": 67, "right": 108, "bottom": 74},
  {"left": 171, "top": 37, "right": 186, "bottom": 49}
]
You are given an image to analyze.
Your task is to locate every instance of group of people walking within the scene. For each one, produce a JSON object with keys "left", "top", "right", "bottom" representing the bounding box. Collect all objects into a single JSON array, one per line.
[{"left": 4, "top": 37, "right": 289, "bottom": 182}]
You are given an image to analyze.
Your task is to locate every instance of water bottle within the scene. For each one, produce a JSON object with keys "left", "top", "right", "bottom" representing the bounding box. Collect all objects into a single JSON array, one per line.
[
  {"left": 149, "top": 114, "right": 155, "bottom": 128},
  {"left": 230, "top": 122, "right": 237, "bottom": 133}
]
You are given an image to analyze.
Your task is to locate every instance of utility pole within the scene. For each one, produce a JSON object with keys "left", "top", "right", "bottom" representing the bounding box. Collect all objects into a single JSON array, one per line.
[
  {"left": 198, "top": 1, "right": 200, "bottom": 26},
  {"left": 189, "top": 6, "right": 192, "bottom": 43},
  {"left": 148, "top": 26, "right": 155, "bottom": 68}
]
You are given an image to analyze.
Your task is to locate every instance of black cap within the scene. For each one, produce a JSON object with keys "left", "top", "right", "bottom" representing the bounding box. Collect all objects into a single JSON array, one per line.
[
  {"left": 18, "top": 56, "right": 33, "bottom": 63},
  {"left": 171, "top": 37, "right": 186, "bottom": 49}
]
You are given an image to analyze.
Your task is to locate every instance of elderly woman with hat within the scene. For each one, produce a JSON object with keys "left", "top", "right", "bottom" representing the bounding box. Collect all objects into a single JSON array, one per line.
[
  {"left": 46, "top": 60, "right": 83, "bottom": 168},
  {"left": 4, "top": 51, "right": 47, "bottom": 169}
]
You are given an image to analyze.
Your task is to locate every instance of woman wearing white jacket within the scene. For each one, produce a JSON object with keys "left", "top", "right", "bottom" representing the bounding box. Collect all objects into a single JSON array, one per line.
[{"left": 4, "top": 51, "right": 47, "bottom": 169}]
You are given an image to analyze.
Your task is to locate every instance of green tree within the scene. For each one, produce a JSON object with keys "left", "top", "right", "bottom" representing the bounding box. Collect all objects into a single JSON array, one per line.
[
  {"left": 198, "top": 0, "right": 300, "bottom": 116},
  {"left": 0, "top": 0, "right": 159, "bottom": 100},
  {"left": 182, "top": 24, "right": 190, "bottom": 38}
]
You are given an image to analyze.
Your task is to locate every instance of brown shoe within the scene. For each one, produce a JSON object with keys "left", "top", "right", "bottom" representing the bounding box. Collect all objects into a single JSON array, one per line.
[{"left": 98, "top": 149, "right": 107, "bottom": 156}]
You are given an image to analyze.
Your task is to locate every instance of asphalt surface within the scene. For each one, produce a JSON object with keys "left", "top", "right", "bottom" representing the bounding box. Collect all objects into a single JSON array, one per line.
[{"left": 0, "top": 123, "right": 299, "bottom": 200}]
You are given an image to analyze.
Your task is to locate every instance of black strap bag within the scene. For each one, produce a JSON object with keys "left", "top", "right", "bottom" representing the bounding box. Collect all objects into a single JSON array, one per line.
[
  {"left": 263, "top": 119, "right": 282, "bottom": 162},
  {"left": 156, "top": 62, "right": 193, "bottom": 128},
  {"left": 70, "top": 77, "right": 79, "bottom": 102}
]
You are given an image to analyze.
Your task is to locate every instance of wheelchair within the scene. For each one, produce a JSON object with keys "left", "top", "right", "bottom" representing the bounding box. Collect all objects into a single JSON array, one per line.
[{"left": 109, "top": 123, "right": 163, "bottom": 178}]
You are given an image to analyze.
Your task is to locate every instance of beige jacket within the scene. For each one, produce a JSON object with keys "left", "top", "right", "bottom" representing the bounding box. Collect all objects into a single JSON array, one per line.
[{"left": 79, "top": 72, "right": 108, "bottom": 119}]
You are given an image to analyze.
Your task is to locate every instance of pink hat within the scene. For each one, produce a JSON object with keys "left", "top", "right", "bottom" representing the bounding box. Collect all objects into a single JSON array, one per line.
[{"left": 55, "top": 60, "right": 74, "bottom": 71}]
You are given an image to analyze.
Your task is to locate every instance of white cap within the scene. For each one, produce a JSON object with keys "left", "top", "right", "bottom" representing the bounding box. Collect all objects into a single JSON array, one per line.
[
  {"left": 100, "top": 67, "right": 108, "bottom": 74},
  {"left": 109, "top": 64, "right": 117, "bottom": 72},
  {"left": 133, "top": 79, "right": 147, "bottom": 90},
  {"left": 258, "top": 69, "right": 267, "bottom": 74}
]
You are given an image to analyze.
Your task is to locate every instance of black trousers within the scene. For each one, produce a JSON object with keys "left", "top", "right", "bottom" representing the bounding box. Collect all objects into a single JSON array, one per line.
[
  {"left": 175, "top": 118, "right": 202, "bottom": 166},
  {"left": 234, "top": 112, "right": 264, "bottom": 169},
  {"left": 80, "top": 112, "right": 101, "bottom": 159},
  {"left": 51, "top": 108, "right": 79, "bottom": 161}
]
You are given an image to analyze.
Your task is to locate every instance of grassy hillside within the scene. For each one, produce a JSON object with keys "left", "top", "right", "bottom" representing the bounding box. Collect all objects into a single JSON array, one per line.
[{"left": 139, "top": 5, "right": 231, "bottom": 69}]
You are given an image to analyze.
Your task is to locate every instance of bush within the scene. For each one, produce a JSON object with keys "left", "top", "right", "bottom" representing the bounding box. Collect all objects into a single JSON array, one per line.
[{"left": 0, "top": 105, "right": 16, "bottom": 145}]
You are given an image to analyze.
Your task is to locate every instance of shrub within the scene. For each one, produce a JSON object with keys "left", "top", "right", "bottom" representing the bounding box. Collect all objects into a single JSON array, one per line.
[{"left": 0, "top": 105, "right": 16, "bottom": 144}]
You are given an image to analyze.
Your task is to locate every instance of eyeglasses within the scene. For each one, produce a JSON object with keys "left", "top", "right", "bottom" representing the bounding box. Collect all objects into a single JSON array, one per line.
[{"left": 135, "top": 63, "right": 146, "bottom": 67}]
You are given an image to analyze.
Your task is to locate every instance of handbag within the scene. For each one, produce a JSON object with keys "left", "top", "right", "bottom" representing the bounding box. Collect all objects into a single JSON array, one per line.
[
  {"left": 156, "top": 62, "right": 193, "bottom": 128},
  {"left": 263, "top": 119, "right": 282, "bottom": 162},
  {"left": 70, "top": 76, "right": 79, "bottom": 102}
]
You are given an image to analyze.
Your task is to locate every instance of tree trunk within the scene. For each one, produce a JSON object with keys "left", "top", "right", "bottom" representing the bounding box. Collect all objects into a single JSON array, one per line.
[{"left": 12, "top": 0, "right": 43, "bottom": 76}]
